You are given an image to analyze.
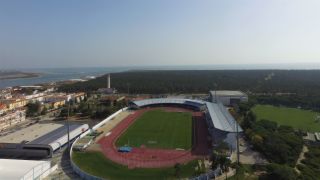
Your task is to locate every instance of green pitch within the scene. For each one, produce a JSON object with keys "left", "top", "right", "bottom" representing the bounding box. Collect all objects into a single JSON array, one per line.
[
  {"left": 72, "top": 151, "right": 199, "bottom": 180},
  {"left": 116, "top": 109, "right": 193, "bottom": 149},
  {"left": 252, "top": 104, "right": 320, "bottom": 132}
]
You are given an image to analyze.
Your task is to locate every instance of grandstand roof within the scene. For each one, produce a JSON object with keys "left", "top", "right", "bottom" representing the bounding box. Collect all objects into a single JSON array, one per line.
[
  {"left": 131, "top": 98, "right": 205, "bottom": 108},
  {"left": 0, "top": 123, "right": 63, "bottom": 143},
  {"left": 131, "top": 98, "right": 242, "bottom": 133},
  {"left": 206, "top": 102, "right": 243, "bottom": 133},
  {"left": 30, "top": 124, "right": 85, "bottom": 145}
]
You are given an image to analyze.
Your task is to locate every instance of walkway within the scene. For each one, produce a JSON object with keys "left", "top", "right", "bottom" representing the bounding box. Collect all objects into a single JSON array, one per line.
[{"left": 295, "top": 145, "right": 309, "bottom": 174}]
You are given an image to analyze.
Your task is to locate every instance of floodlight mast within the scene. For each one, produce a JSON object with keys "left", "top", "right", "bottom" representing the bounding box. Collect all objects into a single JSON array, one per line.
[
  {"left": 236, "top": 121, "right": 240, "bottom": 165},
  {"left": 67, "top": 100, "right": 70, "bottom": 151},
  {"left": 214, "top": 83, "right": 218, "bottom": 103}
]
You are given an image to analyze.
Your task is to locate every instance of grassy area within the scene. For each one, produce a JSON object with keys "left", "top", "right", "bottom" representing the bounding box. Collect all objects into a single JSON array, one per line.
[
  {"left": 72, "top": 151, "right": 200, "bottom": 180},
  {"left": 116, "top": 109, "right": 192, "bottom": 149},
  {"left": 228, "top": 164, "right": 259, "bottom": 180},
  {"left": 252, "top": 104, "right": 320, "bottom": 132},
  {"left": 298, "top": 145, "right": 320, "bottom": 179}
]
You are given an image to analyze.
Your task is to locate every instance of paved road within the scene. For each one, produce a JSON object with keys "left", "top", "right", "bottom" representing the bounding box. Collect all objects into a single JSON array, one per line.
[{"left": 44, "top": 147, "right": 81, "bottom": 180}]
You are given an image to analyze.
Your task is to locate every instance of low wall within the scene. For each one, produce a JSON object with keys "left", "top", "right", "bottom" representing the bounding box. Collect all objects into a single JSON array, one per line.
[
  {"left": 22, "top": 161, "right": 51, "bottom": 180},
  {"left": 92, "top": 107, "right": 128, "bottom": 130},
  {"left": 70, "top": 107, "right": 128, "bottom": 180}
]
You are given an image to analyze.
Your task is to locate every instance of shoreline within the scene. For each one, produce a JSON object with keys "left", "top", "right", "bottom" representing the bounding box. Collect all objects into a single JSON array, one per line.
[{"left": 0, "top": 72, "right": 42, "bottom": 80}]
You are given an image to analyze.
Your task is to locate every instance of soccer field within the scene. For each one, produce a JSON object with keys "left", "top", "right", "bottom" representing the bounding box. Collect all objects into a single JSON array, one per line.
[
  {"left": 252, "top": 104, "right": 320, "bottom": 132},
  {"left": 116, "top": 109, "right": 193, "bottom": 149}
]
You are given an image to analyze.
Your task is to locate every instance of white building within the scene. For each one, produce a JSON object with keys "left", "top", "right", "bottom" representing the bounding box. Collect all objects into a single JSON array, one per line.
[
  {"left": 0, "top": 109, "right": 26, "bottom": 131},
  {"left": 25, "top": 92, "right": 46, "bottom": 103},
  {"left": 0, "top": 159, "right": 55, "bottom": 180},
  {"left": 209, "top": 90, "right": 248, "bottom": 106}
]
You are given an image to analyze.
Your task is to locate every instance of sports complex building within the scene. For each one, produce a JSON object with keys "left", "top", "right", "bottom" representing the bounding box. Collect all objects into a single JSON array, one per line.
[
  {"left": 70, "top": 91, "right": 245, "bottom": 179},
  {"left": 0, "top": 122, "right": 89, "bottom": 179}
]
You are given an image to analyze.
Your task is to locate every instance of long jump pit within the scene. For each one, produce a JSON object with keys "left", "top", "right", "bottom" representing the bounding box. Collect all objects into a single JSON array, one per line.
[{"left": 91, "top": 107, "right": 211, "bottom": 169}]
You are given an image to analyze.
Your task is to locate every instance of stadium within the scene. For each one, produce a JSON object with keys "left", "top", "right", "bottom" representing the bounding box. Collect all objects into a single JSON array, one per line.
[{"left": 71, "top": 93, "right": 244, "bottom": 179}]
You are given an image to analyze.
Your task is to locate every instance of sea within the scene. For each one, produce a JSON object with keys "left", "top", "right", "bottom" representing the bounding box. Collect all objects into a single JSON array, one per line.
[{"left": 1, "top": 63, "right": 320, "bottom": 88}]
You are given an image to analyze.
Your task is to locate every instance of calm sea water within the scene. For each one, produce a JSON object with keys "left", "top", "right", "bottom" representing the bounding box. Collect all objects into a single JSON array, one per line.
[{"left": 1, "top": 63, "right": 320, "bottom": 88}]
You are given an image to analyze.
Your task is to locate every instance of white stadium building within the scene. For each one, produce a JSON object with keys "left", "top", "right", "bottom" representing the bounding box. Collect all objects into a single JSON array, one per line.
[{"left": 210, "top": 90, "right": 248, "bottom": 106}]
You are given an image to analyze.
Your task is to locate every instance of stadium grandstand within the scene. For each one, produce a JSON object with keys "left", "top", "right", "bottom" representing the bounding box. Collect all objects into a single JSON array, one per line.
[
  {"left": 129, "top": 98, "right": 206, "bottom": 111},
  {"left": 129, "top": 95, "right": 243, "bottom": 150},
  {"left": 205, "top": 101, "right": 242, "bottom": 149},
  {"left": 205, "top": 101, "right": 242, "bottom": 133}
]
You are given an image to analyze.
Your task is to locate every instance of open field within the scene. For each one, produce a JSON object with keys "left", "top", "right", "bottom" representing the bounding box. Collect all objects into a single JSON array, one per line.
[
  {"left": 72, "top": 151, "right": 199, "bottom": 180},
  {"left": 252, "top": 105, "right": 320, "bottom": 132},
  {"left": 116, "top": 109, "right": 192, "bottom": 149}
]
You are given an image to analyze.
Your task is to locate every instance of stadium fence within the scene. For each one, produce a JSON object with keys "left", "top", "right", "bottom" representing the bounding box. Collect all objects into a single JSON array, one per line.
[{"left": 70, "top": 107, "right": 128, "bottom": 180}]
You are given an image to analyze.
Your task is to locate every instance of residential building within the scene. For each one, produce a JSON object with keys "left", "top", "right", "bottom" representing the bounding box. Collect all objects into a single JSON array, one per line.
[
  {"left": 0, "top": 109, "right": 26, "bottom": 131},
  {"left": 0, "top": 103, "right": 8, "bottom": 115},
  {"left": 2, "top": 99, "right": 27, "bottom": 110}
]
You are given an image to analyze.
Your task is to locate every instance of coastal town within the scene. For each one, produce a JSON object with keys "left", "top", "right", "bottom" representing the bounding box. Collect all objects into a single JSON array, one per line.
[
  {"left": 1, "top": 1, "right": 320, "bottom": 179},
  {"left": 0, "top": 85, "right": 86, "bottom": 132},
  {"left": 0, "top": 74, "right": 127, "bottom": 134}
]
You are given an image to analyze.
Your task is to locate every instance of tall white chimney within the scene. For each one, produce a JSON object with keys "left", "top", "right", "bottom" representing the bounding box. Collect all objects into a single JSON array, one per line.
[{"left": 107, "top": 74, "right": 111, "bottom": 88}]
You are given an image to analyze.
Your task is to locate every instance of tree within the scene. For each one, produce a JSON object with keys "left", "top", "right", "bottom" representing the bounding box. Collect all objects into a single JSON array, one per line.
[
  {"left": 242, "top": 111, "right": 256, "bottom": 129},
  {"left": 265, "top": 163, "right": 297, "bottom": 180},
  {"left": 257, "top": 119, "right": 277, "bottom": 132},
  {"left": 210, "top": 151, "right": 231, "bottom": 179},
  {"left": 41, "top": 106, "right": 47, "bottom": 115},
  {"left": 210, "top": 151, "right": 220, "bottom": 170},
  {"left": 26, "top": 101, "right": 41, "bottom": 117},
  {"left": 251, "top": 134, "right": 263, "bottom": 146},
  {"left": 219, "top": 155, "right": 231, "bottom": 179},
  {"left": 174, "top": 163, "right": 181, "bottom": 178},
  {"left": 59, "top": 108, "right": 69, "bottom": 117}
]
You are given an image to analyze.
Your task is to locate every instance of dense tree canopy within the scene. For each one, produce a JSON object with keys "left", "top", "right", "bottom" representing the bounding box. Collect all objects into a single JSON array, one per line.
[
  {"left": 59, "top": 70, "right": 320, "bottom": 111},
  {"left": 59, "top": 70, "right": 320, "bottom": 94},
  {"left": 242, "top": 110, "right": 303, "bottom": 166},
  {"left": 264, "top": 163, "right": 297, "bottom": 180},
  {"left": 298, "top": 146, "right": 320, "bottom": 179},
  {"left": 26, "top": 101, "right": 42, "bottom": 117}
]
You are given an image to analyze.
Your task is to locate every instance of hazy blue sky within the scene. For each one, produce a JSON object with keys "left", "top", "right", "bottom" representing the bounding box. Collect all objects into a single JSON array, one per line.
[{"left": 1, "top": 0, "right": 320, "bottom": 69}]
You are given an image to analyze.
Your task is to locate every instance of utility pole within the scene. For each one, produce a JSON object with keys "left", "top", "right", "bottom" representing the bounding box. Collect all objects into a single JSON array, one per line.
[
  {"left": 214, "top": 83, "right": 218, "bottom": 103},
  {"left": 236, "top": 121, "right": 240, "bottom": 165},
  {"left": 67, "top": 100, "right": 71, "bottom": 151}
]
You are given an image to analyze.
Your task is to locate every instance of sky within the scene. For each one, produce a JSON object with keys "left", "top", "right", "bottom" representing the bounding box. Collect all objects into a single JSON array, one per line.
[{"left": 1, "top": 0, "right": 320, "bottom": 69}]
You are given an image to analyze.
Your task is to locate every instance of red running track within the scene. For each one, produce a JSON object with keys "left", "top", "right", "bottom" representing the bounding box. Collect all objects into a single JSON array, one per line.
[{"left": 97, "top": 107, "right": 210, "bottom": 168}]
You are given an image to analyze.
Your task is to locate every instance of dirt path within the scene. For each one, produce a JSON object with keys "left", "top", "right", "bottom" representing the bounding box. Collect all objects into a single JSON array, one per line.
[{"left": 295, "top": 145, "right": 308, "bottom": 174}]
